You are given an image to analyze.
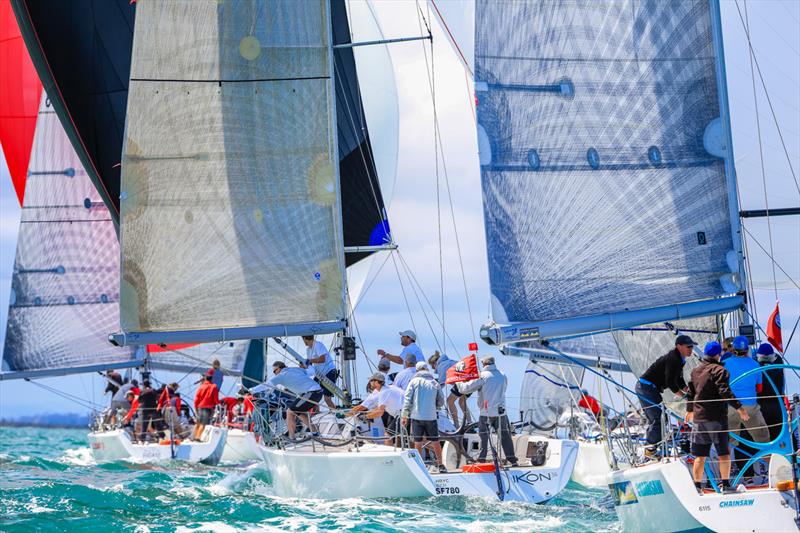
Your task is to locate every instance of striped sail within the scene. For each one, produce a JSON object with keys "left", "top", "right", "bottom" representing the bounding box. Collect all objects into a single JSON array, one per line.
[
  {"left": 476, "top": 0, "right": 742, "bottom": 341},
  {"left": 520, "top": 360, "right": 584, "bottom": 431},
  {"left": 118, "top": 0, "right": 346, "bottom": 342},
  {"left": 2, "top": 93, "right": 134, "bottom": 374}
]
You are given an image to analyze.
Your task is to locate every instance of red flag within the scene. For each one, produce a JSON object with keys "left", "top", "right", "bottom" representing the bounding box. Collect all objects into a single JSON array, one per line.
[
  {"left": 156, "top": 387, "right": 170, "bottom": 411},
  {"left": 446, "top": 354, "right": 480, "bottom": 384},
  {"left": 767, "top": 302, "right": 783, "bottom": 352},
  {"left": 123, "top": 397, "right": 139, "bottom": 423}
]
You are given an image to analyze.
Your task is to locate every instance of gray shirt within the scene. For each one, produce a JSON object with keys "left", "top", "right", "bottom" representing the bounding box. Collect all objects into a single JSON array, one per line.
[
  {"left": 457, "top": 364, "right": 508, "bottom": 417},
  {"left": 402, "top": 370, "right": 444, "bottom": 421}
]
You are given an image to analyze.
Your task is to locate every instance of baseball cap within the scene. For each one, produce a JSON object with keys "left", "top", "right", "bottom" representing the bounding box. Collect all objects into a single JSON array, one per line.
[
  {"left": 398, "top": 330, "right": 417, "bottom": 341},
  {"left": 369, "top": 372, "right": 386, "bottom": 383},
  {"left": 732, "top": 336, "right": 750, "bottom": 352},
  {"left": 675, "top": 334, "right": 696, "bottom": 347},
  {"left": 415, "top": 361, "right": 429, "bottom": 371},
  {"left": 756, "top": 343, "right": 775, "bottom": 356},
  {"left": 703, "top": 341, "right": 722, "bottom": 357}
]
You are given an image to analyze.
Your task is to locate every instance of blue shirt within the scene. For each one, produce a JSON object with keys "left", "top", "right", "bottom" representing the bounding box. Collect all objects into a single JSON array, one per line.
[
  {"left": 400, "top": 343, "right": 424, "bottom": 365},
  {"left": 723, "top": 356, "right": 762, "bottom": 406}
]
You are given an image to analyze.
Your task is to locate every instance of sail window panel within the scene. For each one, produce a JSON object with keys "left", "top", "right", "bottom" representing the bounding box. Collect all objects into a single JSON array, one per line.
[
  {"left": 3, "top": 94, "right": 133, "bottom": 372},
  {"left": 131, "top": 0, "right": 329, "bottom": 82},
  {"left": 476, "top": 0, "right": 734, "bottom": 324},
  {"left": 120, "top": 80, "right": 343, "bottom": 332}
]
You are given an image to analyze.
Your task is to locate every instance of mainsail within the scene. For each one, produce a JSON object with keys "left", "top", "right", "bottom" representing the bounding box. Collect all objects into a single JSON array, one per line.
[
  {"left": 114, "top": 0, "right": 347, "bottom": 345},
  {"left": 475, "top": 0, "right": 744, "bottom": 344},
  {"left": 2, "top": 93, "right": 135, "bottom": 376}
]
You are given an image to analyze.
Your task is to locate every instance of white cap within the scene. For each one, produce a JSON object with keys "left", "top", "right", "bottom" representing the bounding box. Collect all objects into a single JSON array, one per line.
[
  {"left": 415, "top": 361, "right": 429, "bottom": 371},
  {"left": 399, "top": 330, "right": 417, "bottom": 341}
]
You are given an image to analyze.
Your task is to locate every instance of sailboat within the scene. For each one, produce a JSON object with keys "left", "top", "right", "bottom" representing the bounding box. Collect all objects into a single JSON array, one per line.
[{"left": 473, "top": 0, "right": 799, "bottom": 529}]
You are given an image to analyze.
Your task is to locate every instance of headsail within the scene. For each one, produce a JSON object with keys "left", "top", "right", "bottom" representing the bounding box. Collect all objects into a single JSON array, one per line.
[
  {"left": 475, "top": 0, "right": 744, "bottom": 344},
  {"left": 520, "top": 360, "right": 584, "bottom": 431},
  {"left": 2, "top": 93, "right": 135, "bottom": 377},
  {"left": 114, "top": 1, "right": 347, "bottom": 345}
]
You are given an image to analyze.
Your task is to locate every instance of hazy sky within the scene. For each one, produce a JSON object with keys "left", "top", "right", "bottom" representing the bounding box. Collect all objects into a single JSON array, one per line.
[{"left": 0, "top": 0, "right": 798, "bottom": 418}]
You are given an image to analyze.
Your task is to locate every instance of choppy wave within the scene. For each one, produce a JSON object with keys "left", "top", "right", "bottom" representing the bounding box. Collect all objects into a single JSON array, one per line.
[{"left": 0, "top": 426, "right": 619, "bottom": 532}]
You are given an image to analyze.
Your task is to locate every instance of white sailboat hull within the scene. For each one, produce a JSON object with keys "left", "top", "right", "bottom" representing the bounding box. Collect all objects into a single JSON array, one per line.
[
  {"left": 258, "top": 442, "right": 436, "bottom": 499},
  {"left": 610, "top": 460, "right": 799, "bottom": 532},
  {"left": 88, "top": 427, "right": 227, "bottom": 465},
  {"left": 434, "top": 439, "right": 578, "bottom": 502},
  {"left": 220, "top": 428, "right": 261, "bottom": 464},
  {"left": 571, "top": 440, "right": 612, "bottom": 488}
]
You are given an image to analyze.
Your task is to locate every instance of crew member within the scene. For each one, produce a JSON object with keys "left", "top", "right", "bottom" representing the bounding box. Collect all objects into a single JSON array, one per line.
[
  {"left": 104, "top": 370, "right": 123, "bottom": 400},
  {"left": 377, "top": 359, "right": 394, "bottom": 386},
  {"left": 157, "top": 382, "right": 183, "bottom": 437},
  {"left": 253, "top": 361, "right": 323, "bottom": 439},
  {"left": 137, "top": 380, "right": 160, "bottom": 442},
  {"left": 636, "top": 334, "right": 694, "bottom": 457},
  {"left": 756, "top": 342, "right": 785, "bottom": 441},
  {"left": 578, "top": 389, "right": 601, "bottom": 418},
  {"left": 193, "top": 372, "right": 220, "bottom": 441},
  {"left": 457, "top": 356, "right": 518, "bottom": 466},
  {"left": 302, "top": 335, "right": 339, "bottom": 410},
  {"left": 210, "top": 359, "right": 224, "bottom": 390},
  {"left": 377, "top": 330, "right": 423, "bottom": 367},
  {"left": 720, "top": 337, "right": 735, "bottom": 362},
  {"left": 686, "top": 341, "right": 749, "bottom": 492},
  {"left": 393, "top": 353, "right": 418, "bottom": 390},
  {"left": 402, "top": 362, "right": 447, "bottom": 473},
  {"left": 349, "top": 373, "right": 405, "bottom": 445},
  {"left": 724, "top": 336, "right": 769, "bottom": 444}
]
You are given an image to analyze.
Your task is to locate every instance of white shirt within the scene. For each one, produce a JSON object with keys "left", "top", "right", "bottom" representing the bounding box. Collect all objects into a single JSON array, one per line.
[
  {"left": 393, "top": 366, "right": 417, "bottom": 390},
  {"left": 360, "top": 385, "right": 404, "bottom": 417},
  {"left": 306, "top": 340, "right": 336, "bottom": 375},
  {"left": 399, "top": 343, "right": 424, "bottom": 365},
  {"left": 379, "top": 370, "right": 393, "bottom": 386},
  {"left": 264, "top": 368, "right": 322, "bottom": 395}
]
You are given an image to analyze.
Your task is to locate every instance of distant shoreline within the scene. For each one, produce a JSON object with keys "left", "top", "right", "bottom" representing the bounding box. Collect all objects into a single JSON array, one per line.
[{"left": 0, "top": 421, "right": 87, "bottom": 429}]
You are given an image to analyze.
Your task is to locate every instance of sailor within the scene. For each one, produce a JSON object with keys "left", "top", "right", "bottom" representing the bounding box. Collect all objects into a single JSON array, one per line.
[
  {"left": 377, "top": 359, "right": 394, "bottom": 386},
  {"left": 349, "top": 373, "right": 405, "bottom": 445},
  {"left": 724, "top": 336, "right": 769, "bottom": 444},
  {"left": 104, "top": 370, "right": 123, "bottom": 400},
  {"left": 392, "top": 353, "right": 419, "bottom": 390},
  {"left": 577, "top": 389, "right": 601, "bottom": 418},
  {"left": 686, "top": 341, "right": 749, "bottom": 493},
  {"left": 193, "top": 372, "right": 220, "bottom": 441},
  {"left": 122, "top": 391, "right": 139, "bottom": 427},
  {"left": 377, "top": 330, "right": 424, "bottom": 367},
  {"left": 756, "top": 343, "right": 785, "bottom": 441},
  {"left": 231, "top": 396, "right": 247, "bottom": 425},
  {"left": 636, "top": 334, "right": 694, "bottom": 457},
  {"left": 401, "top": 362, "right": 447, "bottom": 473},
  {"left": 457, "top": 356, "right": 518, "bottom": 466},
  {"left": 302, "top": 335, "right": 338, "bottom": 410},
  {"left": 108, "top": 378, "right": 140, "bottom": 424},
  {"left": 157, "top": 382, "right": 183, "bottom": 437},
  {"left": 720, "top": 337, "right": 735, "bottom": 362},
  {"left": 429, "top": 351, "right": 456, "bottom": 387},
  {"left": 137, "top": 380, "right": 160, "bottom": 442},
  {"left": 253, "top": 361, "right": 323, "bottom": 439},
  {"left": 210, "top": 359, "right": 224, "bottom": 390}
]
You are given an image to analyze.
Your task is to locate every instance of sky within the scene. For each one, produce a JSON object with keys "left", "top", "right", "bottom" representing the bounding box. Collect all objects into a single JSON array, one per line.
[{"left": 0, "top": 0, "right": 798, "bottom": 419}]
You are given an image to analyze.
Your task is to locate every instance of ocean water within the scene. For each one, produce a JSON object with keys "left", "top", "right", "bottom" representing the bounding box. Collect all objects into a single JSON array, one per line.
[{"left": 0, "top": 427, "right": 620, "bottom": 532}]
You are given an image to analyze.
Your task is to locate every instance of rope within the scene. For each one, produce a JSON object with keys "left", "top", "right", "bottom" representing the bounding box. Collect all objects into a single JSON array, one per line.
[{"left": 741, "top": 225, "right": 800, "bottom": 290}]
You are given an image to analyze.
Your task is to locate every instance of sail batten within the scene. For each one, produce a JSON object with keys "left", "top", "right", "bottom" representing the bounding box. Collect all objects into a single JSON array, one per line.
[
  {"left": 117, "top": 1, "right": 347, "bottom": 342},
  {"left": 475, "top": 0, "right": 741, "bottom": 344}
]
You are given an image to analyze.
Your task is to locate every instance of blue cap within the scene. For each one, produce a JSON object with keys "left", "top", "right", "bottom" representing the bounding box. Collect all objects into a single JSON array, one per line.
[
  {"left": 704, "top": 341, "right": 722, "bottom": 357},
  {"left": 732, "top": 336, "right": 749, "bottom": 352},
  {"left": 757, "top": 343, "right": 775, "bottom": 356}
]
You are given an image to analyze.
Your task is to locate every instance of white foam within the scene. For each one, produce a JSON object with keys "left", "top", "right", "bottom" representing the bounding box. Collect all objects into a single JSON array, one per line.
[
  {"left": 175, "top": 522, "right": 239, "bottom": 533},
  {"left": 58, "top": 447, "right": 96, "bottom": 466}
]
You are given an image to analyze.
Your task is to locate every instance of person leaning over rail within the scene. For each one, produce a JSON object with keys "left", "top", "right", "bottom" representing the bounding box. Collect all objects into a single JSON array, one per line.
[
  {"left": 251, "top": 361, "right": 324, "bottom": 439},
  {"left": 348, "top": 373, "right": 405, "bottom": 446},
  {"left": 724, "top": 336, "right": 769, "bottom": 445},
  {"left": 686, "top": 341, "right": 749, "bottom": 493},
  {"left": 456, "top": 356, "right": 518, "bottom": 467},
  {"left": 636, "top": 334, "right": 694, "bottom": 458},
  {"left": 402, "top": 362, "right": 447, "bottom": 473}
]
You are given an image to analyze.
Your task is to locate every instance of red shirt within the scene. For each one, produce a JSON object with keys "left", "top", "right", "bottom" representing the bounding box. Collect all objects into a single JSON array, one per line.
[
  {"left": 123, "top": 397, "right": 139, "bottom": 423},
  {"left": 221, "top": 397, "right": 238, "bottom": 422},
  {"left": 195, "top": 381, "right": 219, "bottom": 409},
  {"left": 243, "top": 394, "right": 254, "bottom": 414},
  {"left": 578, "top": 394, "right": 600, "bottom": 415}
]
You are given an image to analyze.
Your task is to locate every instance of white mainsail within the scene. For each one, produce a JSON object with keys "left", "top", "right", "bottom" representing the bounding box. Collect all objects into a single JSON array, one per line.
[
  {"left": 475, "top": 0, "right": 745, "bottom": 345},
  {"left": 2, "top": 93, "right": 135, "bottom": 377},
  {"left": 116, "top": 0, "right": 347, "bottom": 344}
]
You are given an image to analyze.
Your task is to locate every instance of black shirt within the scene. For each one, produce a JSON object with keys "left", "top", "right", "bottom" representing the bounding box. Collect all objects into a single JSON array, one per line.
[
  {"left": 758, "top": 355, "right": 785, "bottom": 412},
  {"left": 139, "top": 387, "right": 158, "bottom": 411},
  {"left": 687, "top": 357, "right": 742, "bottom": 422},
  {"left": 640, "top": 349, "right": 687, "bottom": 394}
]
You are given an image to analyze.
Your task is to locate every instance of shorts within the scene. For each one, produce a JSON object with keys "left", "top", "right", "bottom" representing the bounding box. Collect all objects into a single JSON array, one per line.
[
  {"left": 382, "top": 412, "right": 399, "bottom": 435},
  {"left": 290, "top": 390, "right": 323, "bottom": 413},
  {"left": 316, "top": 369, "right": 339, "bottom": 397},
  {"left": 450, "top": 384, "right": 471, "bottom": 398},
  {"left": 197, "top": 407, "right": 214, "bottom": 425},
  {"left": 411, "top": 419, "right": 439, "bottom": 441},
  {"left": 691, "top": 419, "right": 729, "bottom": 457}
]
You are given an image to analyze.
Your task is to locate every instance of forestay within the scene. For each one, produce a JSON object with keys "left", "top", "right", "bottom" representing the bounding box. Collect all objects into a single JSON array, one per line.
[
  {"left": 117, "top": 1, "right": 346, "bottom": 343},
  {"left": 2, "top": 94, "right": 135, "bottom": 375},
  {"left": 476, "top": 0, "right": 742, "bottom": 342}
]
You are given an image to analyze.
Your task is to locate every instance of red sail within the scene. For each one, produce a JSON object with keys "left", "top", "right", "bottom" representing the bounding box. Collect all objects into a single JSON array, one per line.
[{"left": 0, "top": 1, "right": 41, "bottom": 205}]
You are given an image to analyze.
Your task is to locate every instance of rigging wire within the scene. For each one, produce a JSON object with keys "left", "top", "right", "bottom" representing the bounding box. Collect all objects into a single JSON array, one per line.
[
  {"left": 390, "top": 251, "right": 419, "bottom": 335},
  {"left": 742, "top": 225, "right": 800, "bottom": 291},
  {"left": 395, "top": 250, "right": 444, "bottom": 353},
  {"left": 743, "top": 0, "right": 779, "bottom": 301},
  {"left": 733, "top": 0, "right": 800, "bottom": 195},
  {"left": 25, "top": 379, "right": 103, "bottom": 412}
]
